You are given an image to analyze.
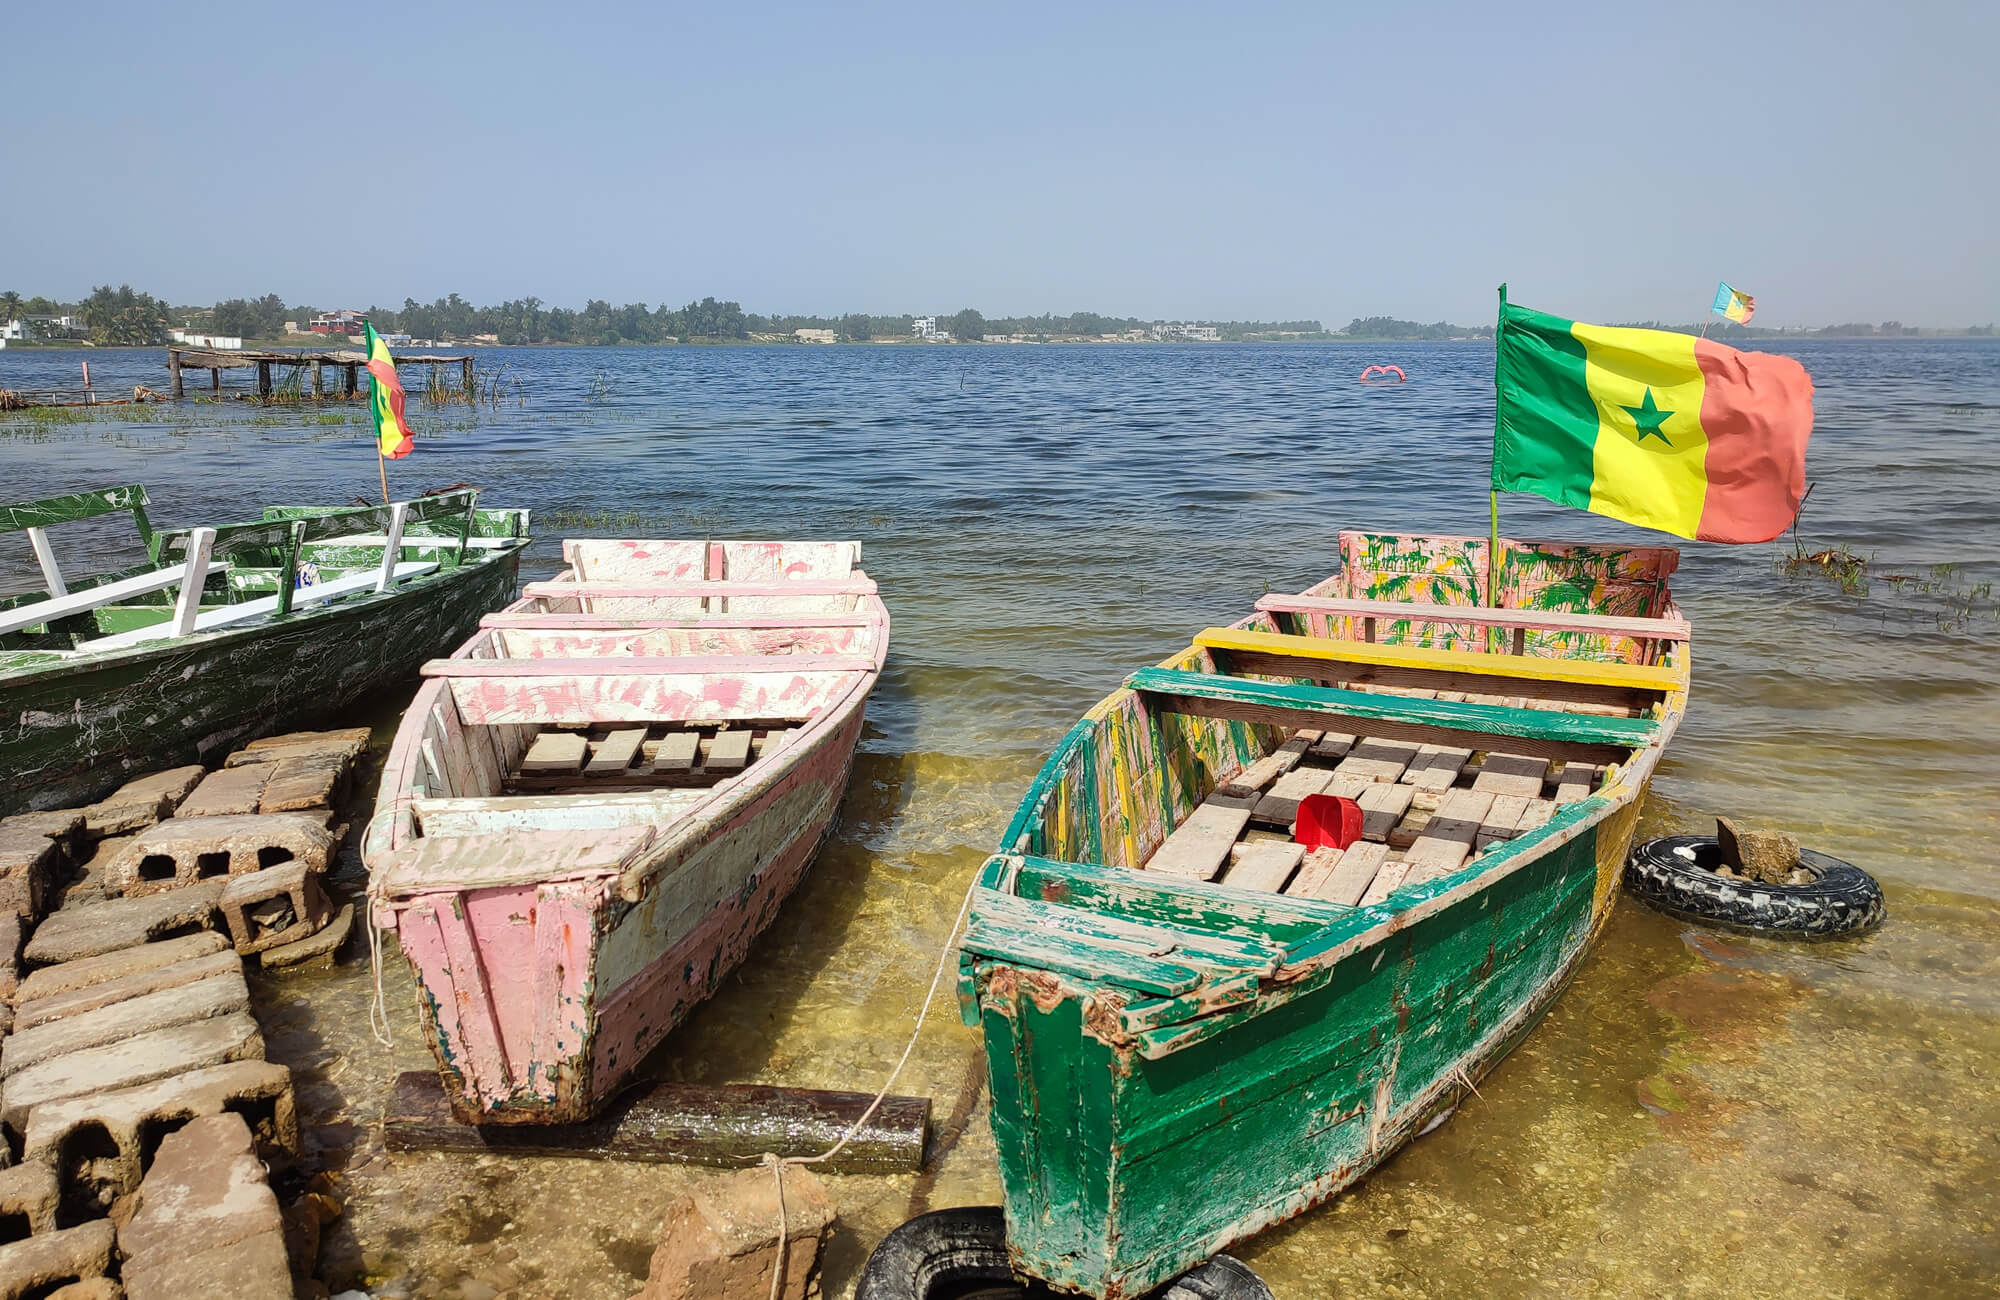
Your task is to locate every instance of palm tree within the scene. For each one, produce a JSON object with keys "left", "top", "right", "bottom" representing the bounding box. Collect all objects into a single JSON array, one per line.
[{"left": 0, "top": 291, "right": 21, "bottom": 324}]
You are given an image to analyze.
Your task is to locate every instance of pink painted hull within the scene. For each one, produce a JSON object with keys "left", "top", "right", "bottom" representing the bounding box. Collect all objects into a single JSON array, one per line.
[{"left": 364, "top": 539, "right": 887, "bottom": 1124}]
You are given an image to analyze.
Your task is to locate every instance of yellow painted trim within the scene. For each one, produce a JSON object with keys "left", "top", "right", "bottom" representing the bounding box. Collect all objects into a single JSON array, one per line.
[{"left": 1192, "top": 627, "right": 1687, "bottom": 692}]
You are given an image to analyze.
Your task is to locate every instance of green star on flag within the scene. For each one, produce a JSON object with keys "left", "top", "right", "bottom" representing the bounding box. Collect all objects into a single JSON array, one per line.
[{"left": 1622, "top": 388, "right": 1673, "bottom": 445}]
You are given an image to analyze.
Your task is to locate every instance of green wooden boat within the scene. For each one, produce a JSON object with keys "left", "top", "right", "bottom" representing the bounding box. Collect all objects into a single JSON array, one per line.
[
  {"left": 0, "top": 484, "right": 530, "bottom": 817},
  {"left": 957, "top": 530, "right": 1689, "bottom": 1297}
]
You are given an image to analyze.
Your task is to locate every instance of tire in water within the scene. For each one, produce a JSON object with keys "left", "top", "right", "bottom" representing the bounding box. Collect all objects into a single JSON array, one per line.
[
  {"left": 1624, "top": 835, "right": 1884, "bottom": 938},
  {"left": 856, "top": 1206, "right": 1274, "bottom": 1300}
]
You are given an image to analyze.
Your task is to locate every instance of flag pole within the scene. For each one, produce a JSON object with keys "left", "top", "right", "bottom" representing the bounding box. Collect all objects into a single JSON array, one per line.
[
  {"left": 377, "top": 445, "right": 390, "bottom": 506},
  {"left": 1488, "top": 285, "right": 1506, "bottom": 633}
]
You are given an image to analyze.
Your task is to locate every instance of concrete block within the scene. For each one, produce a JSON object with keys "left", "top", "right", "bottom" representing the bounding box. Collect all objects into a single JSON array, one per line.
[
  {"left": 218, "top": 863, "right": 329, "bottom": 955},
  {"left": 0, "top": 1164, "right": 58, "bottom": 1242},
  {"left": 118, "top": 1113, "right": 293, "bottom": 1300},
  {"left": 636, "top": 1165, "right": 834, "bottom": 1300},
  {"left": 1, "top": 1011, "right": 265, "bottom": 1130},
  {"left": 43, "top": 1280, "right": 121, "bottom": 1300},
  {"left": 24, "top": 1061, "right": 297, "bottom": 1219},
  {"left": 258, "top": 753, "right": 351, "bottom": 815},
  {"left": 0, "top": 815, "right": 72, "bottom": 924},
  {"left": 108, "top": 814, "right": 335, "bottom": 898},
  {"left": 0, "top": 1220, "right": 113, "bottom": 1300},
  {"left": 22, "top": 883, "right": 224, "bottom": 967},
  {"left": 174, "top": 767, "right": 269, "bottom": 819},
  {"left": 14, "top": 933, "right": 230, "bottom": 1006},
  {"left": 260, "top": 902, "right": 354, "bottom": 971},
  {"left": 2, "top": 969, "right": 250, "bottom": 1079},
  {"left": 18, "top": 948, "right": 242, "bottom": 1030},
  {"left": 225, "top": 727, "right": 370, "bottom": 769},
  {"left": 79, "top": 766, "right": 206, "bottom": 841}
]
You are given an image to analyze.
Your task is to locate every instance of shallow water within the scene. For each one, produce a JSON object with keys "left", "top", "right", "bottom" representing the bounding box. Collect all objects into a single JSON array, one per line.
[{"left": 4, "top": 341, "right": 1997, "bottom": 1298}]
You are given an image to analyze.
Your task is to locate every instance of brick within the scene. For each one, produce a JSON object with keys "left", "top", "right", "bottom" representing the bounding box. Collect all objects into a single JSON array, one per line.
[
  {"left": 24, "top": 1061, "right": 297, "bottom": 1218},
  {"left": 14, "top": 933, "right": 231, "bottom": 1006},
  {"left": 2, "top": 969, "right": 251, "bottom": 1079},
  {"left": 21, "top": 883, "right": 225, "bottom": 967},
  {"left": 1, "top": 1011, "right": 265, "bottom": 1130},
  {"left": 174, "top": 767, "right": 269, "bottom": 819},
  {"left": 18, "top": 949, "right": 242, "bottom": 1031},
  {"left": 107, "top": 814, "right": 335, "bottom": 898},
  {"left": 43, "top": 1280, "right": 121, "bottom": 1300},
  {"left": 636, "top": 1166, "right": 834, "bottom": 1300},
  {"left": 257, "top": 753, "right": 350, "bottom": 814},
  {"left": 0, "top": 817, "right": 69, "bottom": 925},
  {"left": 225, "top": 727, "right": 370, "bottom": 769},
  {"left": 118, "top": 1114, "right": 293, "bottom": 1300},
  {"left": 218, "top": 863, "right": 330, "bottom": 955},
  {"left": 0, "top": 1220, "right": 113, "bottom": 1300},
  {"left": 0, "top": 1164, "right": 58, "bottom": 1242},
  {"left": 79, "top": 766, "right": 206, "bottom": 840},
  {"left": 260, "top": 902, "right": 354, "bottom": 971}
]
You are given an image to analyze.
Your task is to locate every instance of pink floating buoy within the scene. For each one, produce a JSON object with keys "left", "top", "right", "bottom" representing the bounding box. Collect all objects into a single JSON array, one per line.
[{"left": 1359, "top": 364, "right": 1406, "bottom": 384}]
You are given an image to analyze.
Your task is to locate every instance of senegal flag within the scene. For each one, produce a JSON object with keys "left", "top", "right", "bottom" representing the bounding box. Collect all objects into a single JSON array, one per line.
[
  {"left": 364, "top": 321, "right": 415, "bottom": 460},
  {"left": 1492, "top": 291, "right": 1813, "bottom": 544}
]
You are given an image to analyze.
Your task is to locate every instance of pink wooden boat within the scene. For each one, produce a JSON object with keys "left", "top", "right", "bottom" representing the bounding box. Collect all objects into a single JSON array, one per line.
[{"left": 362, "top": 540, "right": 889, "bottom": 1124}]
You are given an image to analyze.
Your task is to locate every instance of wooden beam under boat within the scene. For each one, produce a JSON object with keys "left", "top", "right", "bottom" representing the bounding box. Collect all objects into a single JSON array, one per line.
[{"left": 383, "top": 1071, "right": 930, "bottom": 1172}]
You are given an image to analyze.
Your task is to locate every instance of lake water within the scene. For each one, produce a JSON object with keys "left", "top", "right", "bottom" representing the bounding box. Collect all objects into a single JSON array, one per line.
[{"left": 3, "top": 341, "right": 1997, "bottom": 1298}]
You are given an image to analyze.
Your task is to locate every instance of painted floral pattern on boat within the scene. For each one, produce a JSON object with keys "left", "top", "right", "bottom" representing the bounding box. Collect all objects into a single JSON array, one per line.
[{"left": 1336, "top": 531, "right": 1679, "bottom": 663}]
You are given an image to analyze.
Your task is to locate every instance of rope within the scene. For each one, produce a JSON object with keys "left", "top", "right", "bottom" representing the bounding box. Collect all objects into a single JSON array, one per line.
[
  {"left": 760, "top": 873, "right": 979, "bottom": 1300},
  {"left": 367, "top": 901, "right": 394, "bottom": 1047}
]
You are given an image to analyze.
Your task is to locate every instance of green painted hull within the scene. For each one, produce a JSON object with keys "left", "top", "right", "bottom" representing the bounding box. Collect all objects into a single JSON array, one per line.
[
  {"left": 959, "top": 530, "right": 1684, "bottom": 1297},
  {"left": 0, "top": 550, "right": 523, "bottom": 816}
]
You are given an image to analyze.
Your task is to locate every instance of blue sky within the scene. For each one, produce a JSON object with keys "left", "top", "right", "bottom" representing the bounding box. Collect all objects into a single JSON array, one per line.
[{"left": 4, "top": 1, "right": 1994, "bottom": 325}]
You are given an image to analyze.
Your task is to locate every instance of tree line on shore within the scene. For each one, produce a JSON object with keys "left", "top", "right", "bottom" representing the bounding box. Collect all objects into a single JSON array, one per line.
[{"left": 5, "top": 287, "right": 1991, "bottom": 346}]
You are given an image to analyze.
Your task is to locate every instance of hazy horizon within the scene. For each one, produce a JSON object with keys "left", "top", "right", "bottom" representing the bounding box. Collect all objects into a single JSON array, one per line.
[{"left": 5, "top": 2, "right": 1994, "bottom": 329}]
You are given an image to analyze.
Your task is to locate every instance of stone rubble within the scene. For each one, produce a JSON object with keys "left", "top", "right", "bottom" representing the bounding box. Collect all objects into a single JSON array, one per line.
[
  {"left": 0, "top": 730, "right": 366, "bottom": 1299},
  {"left": 631, "top": 1165, "right": 836, "bottom": 1300}
]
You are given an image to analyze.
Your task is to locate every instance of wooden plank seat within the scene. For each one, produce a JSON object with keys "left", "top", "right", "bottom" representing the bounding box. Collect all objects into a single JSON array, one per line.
[
  {"left": 1126, "top": 666, "right": 1657, "bottom": 766},
  {"left": 1195, "top": 627, "right": 1683, "bottom": 711},
  {"left": 87, "top": 562, "right": 439, "bottom": 649},
  {"left": 374, "top": 825, "right": 656, "bottom": 897},
  {"left": 308, "top": 533, "right": 514, "bottom": 550},
  {"left": 521, "top": 579, "right": 877, "bottom": 600},
  {"left": 481, "top": 612, "right": 875, "bottom": 631},
  {"left": 421, "top": 654, "right": 878, "bottom": 678},
  {"left": 413, "top": 791, "right": 707, "bottom": 837},
  {"left": 969, "top": 889, "right": 1287, "bottom": 976},
  {"left": 0, "top": 563, "right": 192, "bottom": 636},
  {"left": 1254, "top": 594, "right": 1690, "bottom": 646}
]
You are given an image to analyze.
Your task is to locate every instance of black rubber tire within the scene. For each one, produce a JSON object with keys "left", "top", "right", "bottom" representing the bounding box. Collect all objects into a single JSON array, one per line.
[
  {"left": 1624, "top": 835, "right": 1885, "bottom": 938},
  {"left": 855, "top": 1206, "right": 1274, "bottom": 1300}
]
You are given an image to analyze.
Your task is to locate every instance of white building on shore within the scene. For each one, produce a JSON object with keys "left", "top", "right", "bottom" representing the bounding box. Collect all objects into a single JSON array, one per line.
[{"left": 912, "top": 316, "right": 939, "bottom": 339}]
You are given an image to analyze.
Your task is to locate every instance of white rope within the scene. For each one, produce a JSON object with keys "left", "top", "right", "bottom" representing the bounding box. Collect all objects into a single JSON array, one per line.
[
  {"left": 762, "top": 873, "right": 980, "bottom": 1300},
  {"left": 367, "top": 901, "right": 394, "bottom": 1047}
]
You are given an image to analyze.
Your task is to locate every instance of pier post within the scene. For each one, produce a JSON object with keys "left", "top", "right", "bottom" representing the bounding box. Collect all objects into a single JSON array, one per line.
[
  {"left": 344, "top": 364, "right": 358, "bottom": 398},
  {"left": 461, "top": 357, "right": 475, "bottom": 401},
  {"left": 169, "top": 351, "right": 183, "bottom": 399},
  {"left": 312, "top": 361, "right": 324, "bottom": 398},
  {"left": 211, "top": 368, "right": 221, "bottom": 393},
  {"left": 257, "top": 361, "right": 272, "bottom": 399}
]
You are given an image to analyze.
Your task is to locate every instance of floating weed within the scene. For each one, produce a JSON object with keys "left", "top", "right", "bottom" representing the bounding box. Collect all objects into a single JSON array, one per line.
[{"left": 1775, "top": 545, "right": 1871, "bottom": 596}]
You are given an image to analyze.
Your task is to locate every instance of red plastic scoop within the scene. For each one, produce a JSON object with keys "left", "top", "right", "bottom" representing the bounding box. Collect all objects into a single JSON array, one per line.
[{"left": 1295, "top": 794, "right": 1364, "bottom": 851}]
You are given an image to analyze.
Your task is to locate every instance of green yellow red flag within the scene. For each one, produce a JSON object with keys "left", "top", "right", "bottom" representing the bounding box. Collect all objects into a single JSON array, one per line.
[
  {"left": 1491, "top": 289, "right": 1813, "bottom": 543},
  {"left": 363, "top": 321, "right": 414, "bottom": 460}
]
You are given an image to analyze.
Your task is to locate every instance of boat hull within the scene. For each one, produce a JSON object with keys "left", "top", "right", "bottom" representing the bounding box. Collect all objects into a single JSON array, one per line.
[
  {"left": 973, "top": 791, "right": 1644, "bottom": 1298},
  {"left": 0, "top": 551, "right": 523, "bottom": 817},
  {"left": 388, "top": 705, "right": 865, "bottom": 1125}
]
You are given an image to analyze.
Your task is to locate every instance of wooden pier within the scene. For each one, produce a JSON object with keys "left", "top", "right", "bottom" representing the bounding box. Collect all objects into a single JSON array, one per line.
[{"left": 165, "top": 347, "right": 475, "bottom": 401}]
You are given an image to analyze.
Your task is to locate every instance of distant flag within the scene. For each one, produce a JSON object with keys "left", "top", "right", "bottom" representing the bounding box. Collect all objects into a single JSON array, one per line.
[
  {"left": 1711, "top": 282, "right": 1756, "bottom": 325},
  {"left": 1491, "top": 289, "right": 1814, "bottom": 544},
  {"left": 364, "top": 321, "right": 414, "bottom": 460}
]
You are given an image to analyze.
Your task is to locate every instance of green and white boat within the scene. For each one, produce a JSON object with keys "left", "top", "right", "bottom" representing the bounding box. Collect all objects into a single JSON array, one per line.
[
  {"left": 0, "top": 484, "right": 529, "bottom": 816},
  {"left": 956, "top": 529, "right": 1689, "bottom": 1298}
]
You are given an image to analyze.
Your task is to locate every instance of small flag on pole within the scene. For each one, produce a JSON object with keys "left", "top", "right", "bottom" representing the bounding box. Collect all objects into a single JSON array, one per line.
[
  {"left": 1492, "top": 292, "right": 1813, "bottom": 544},
  {"left": 1711, "top": 282, "right": 1756, "bottom": 325},
  {"left": 364, "top": 321, "right": 414, "bottom": 460}
]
